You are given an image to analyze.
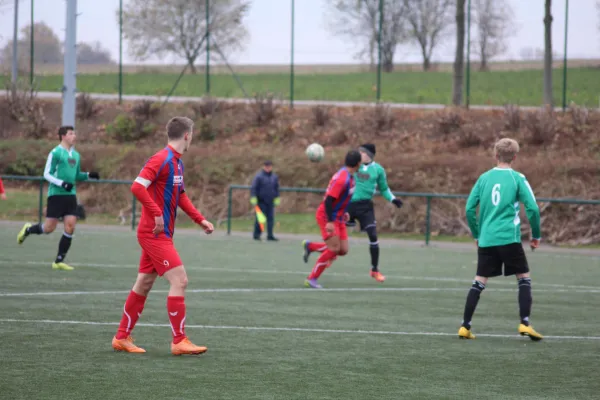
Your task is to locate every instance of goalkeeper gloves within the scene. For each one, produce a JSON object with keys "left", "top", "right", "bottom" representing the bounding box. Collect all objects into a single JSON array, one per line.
[
  {"left": 88, "top": 171, "right": 100, "bottom": 180},
  {"left": 61, "top": 182, "right": 74, "bottom": 192},
  {"left": 250, "top": 197, "right": 258, "bottom": 206},
  {"left": 392, "top": 198, "right": 403, "bottom": 208},
  {"left": 274, "top": 197, "right": 281, "bottom": 206}
]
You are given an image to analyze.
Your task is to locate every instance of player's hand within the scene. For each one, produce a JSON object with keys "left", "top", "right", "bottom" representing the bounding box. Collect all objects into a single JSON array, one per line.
[
  {"left": 88, "top": 171, "right": 100, "bottom": 180},
  {"left": 325, "top": 222, "right": 335, "bottom": 234},
  {"left": 343, "top": 212, "right": 350, "bottom": 222},
  {"left": 153, "top": 215, "right": 164, "bottom": 235},
  {"left": 250, "top": 197, "right": 258, "bottom": 206},
  {"left": 392, "top": 198, "right": 403, "bottom": 208},
  {"left": 474, "top": 239, "right": 478, "bottom": 247},
  {"left": 530, "top": 238, "right": 540, "bottom": 251},
  {"left": 200, "top": 220, "right": 214, "bottom": 234},
  {"left": 0, "top": 193, "right": 6, "bottom": 200},
  {"left": 61, "top": 182, "right": 74, "bottom": 192}
]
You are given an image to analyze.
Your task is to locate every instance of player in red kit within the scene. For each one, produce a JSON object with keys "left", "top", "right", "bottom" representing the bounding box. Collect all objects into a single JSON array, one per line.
[
  {"left": 112, "top": 117, "right": 214, "bottom": 355},
  {"left": 302, "top": 150, "right": 362, "bottom": 288}
]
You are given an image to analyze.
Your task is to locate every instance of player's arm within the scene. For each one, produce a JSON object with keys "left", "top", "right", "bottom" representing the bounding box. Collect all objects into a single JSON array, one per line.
[
  {"left": 43, "top": 150, "right": 71, "bottom": 191},
  {"left": 131, "top": 156, "right": 162, "bottom": 218},
  {"left": 324, "top": 173, "right": 346, "bottom": 222},
  {"left": 376, "top": 166, "right": 402, "bottom": 208},
  {"left": 250, "top": 173, "right": 260, "bottom": 205},
  {"left": 517, "top": 175, "right": 541, "bottom": 240},
  {"left": 179, "top": 192, "right": 214, "bottom": 233},
  {"left": 75, "top": 159, "right": 99, "bottom": 182},
  {"left": 274, "top": 174, "right": 281, "bottom": 206},
  {"left": 465, "top": 177, "right": 482, "bottom": 240}
]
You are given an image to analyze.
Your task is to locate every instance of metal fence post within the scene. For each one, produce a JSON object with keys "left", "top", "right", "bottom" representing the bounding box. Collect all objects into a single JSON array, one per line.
[
  {"left": 290, "top": 0, "right": 295, "bottom": 108},
  {"left": 131, "top": 192, "right": 136, "bottom": 231},
  {"left": 376, "top": 0, "right": 383, "bottom": 101},
  {"left": 119, "top": 0, "right": 123, "bottom": 105},
  {"left": 227, "top": 186, "right": 233, "bottom": 235},
  {"left": 465, "top": 0, "right": 472, "bottom": 108},
  {"left": 38, "top": 179, "right": 44, "bottom": 223},
  {"left": 561, "top": 0, "right": 569, "bottom": 111},
  {"left": 30, "top": 0, "right": 34, "bottom": 86},
  {"left": 425, "top": 196, "right": 432, "bottom": 245},
  {"left": 205, "top": 0, "right": 210, "bottom": 94}
]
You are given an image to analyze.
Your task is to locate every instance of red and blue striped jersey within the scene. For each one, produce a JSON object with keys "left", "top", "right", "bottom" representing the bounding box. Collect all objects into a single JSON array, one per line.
[
  {"left": 135, "top": 145, "right": 185, "bottom": 238},
  {"left": 317, "top": 167, "right": 355, "bottom": 222}
]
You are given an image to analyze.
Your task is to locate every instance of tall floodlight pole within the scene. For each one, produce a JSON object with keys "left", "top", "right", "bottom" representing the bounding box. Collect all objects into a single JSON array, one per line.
[
  {"left": 561, "top": 0, "right": 569, "bottom": 111},
  {"left": 11, "top": 0, "right": 19, "bottom": 84},
  {"left": 376, "top": 0, "right": 383, "bottom": 101},
  {"left": 62, "top": 0, "right": 78, "bottom": 126}
]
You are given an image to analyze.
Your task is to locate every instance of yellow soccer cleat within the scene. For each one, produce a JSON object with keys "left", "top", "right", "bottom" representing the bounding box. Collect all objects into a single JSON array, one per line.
[
  {"left": 519, "top": 324, "right": 543, "bottom": 341},
  {"left": 17, "top": 223, "right": 31, "bottom": 245},
  {"left": 171, "top": 337, "right": 208, "bottom": 356},
  {"left": 458, "top": 326, "right": 476, "bottom": 339},
  {"left": 112, "top": 336, "right": 146, "bottom": 353},
  {"left": 52, "top": 262, "right": 74, "bottom": 271}
]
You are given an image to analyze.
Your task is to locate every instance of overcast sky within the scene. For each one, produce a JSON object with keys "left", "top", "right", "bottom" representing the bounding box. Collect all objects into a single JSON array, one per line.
[{"left": 0, "top": 0, "right": 598, "bottom": 65}]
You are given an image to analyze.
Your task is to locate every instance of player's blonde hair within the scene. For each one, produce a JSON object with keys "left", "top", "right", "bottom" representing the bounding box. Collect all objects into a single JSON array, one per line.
[
  {"left": 494, "top": 138, "right": 520, "bottom": 163},
  {"left": 166, "top": 116, "right": 194, "bottom": 140}
]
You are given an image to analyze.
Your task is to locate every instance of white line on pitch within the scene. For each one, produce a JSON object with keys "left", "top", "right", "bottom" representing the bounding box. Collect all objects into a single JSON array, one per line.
[
  {"left": 1, "top": 259, "right": 599, "bottom": 291},
  {"left": 1, "top": 286, "right": 600, "bottom": 297},
  {"left": 0, "top": 318, "right": 598, "bottom": 341}
]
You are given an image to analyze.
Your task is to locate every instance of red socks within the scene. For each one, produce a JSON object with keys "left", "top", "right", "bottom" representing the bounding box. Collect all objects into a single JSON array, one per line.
[
  {"left": 308, "top": 242, "right": 328, "bottom": 253},
  {"left": 167, "top": 296, "right": 187, "bottom": 344},
  {"left": 116, "top": 290, "right": 147, "bottom": 339},
  {"left": 308, "top": 249, "right": 338, "bottom": 279}
]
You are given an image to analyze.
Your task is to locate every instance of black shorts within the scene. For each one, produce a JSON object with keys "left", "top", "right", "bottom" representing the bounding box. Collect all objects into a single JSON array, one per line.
[
  {"left": 477, "top": 243, "right": 530, "bottom": 278},
  {"left": 46, "top": 195, "right": 78, "bottom": 219},
  {"left": 347, "top": 200, "right": 376, "bottom": 231}
]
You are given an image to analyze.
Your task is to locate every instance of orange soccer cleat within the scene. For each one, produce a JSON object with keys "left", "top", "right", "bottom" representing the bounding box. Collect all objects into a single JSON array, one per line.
[
  {"left": 112, "top": 336, "right": 146, "bottom": 353},
  {"left": 370, "top": 271, "right": 386, "bottom": 283},
  {"left": 171, "top": 337, "right": 208, "bottom": 356}
]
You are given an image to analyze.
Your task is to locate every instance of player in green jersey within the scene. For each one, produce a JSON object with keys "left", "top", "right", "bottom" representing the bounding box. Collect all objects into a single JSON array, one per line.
[
  {"left": 346, "top": 144, "right": 403, "bottom": 283},
  {"left": 17, "top": 126, "right": 99, "bottom": 271},
  {"left": 458, "top": 138, "right": 543, "bottom": 341}
]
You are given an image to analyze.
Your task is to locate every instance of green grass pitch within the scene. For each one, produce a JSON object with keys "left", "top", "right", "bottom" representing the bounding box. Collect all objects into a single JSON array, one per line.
[
  {"left": 0, "top": 223, "right": 599, "bottom": 399},
  {"left": 2, "top": 67, "right": 599, "bottom": 106}
]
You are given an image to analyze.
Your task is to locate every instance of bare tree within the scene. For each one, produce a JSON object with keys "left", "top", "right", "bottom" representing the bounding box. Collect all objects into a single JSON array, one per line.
[
  {"left": 472, "top": 0, "right": 513, "bottom": 71},
  {"left": 326, "top": 0, "right": 408, "bottom": 72},
  {"left": 543, "top": 0, "right": 553, "bottom": 106},
  {"left": 120, "top": 0, "right": 249, "bottom": 73},
  {"left": 77, "top": 42, "right": 114, "bottom": 65},
  {"left": 452, "top": 0, "right": 466, "bottom": 105},
  {"left": 404, "top": 0, "right": 454, "bottom": 71}
]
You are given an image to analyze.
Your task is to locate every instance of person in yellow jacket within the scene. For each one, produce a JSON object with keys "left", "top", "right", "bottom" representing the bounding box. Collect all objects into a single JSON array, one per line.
[{"left": 250, "top": 160, "right": 280, "bottom": 241}]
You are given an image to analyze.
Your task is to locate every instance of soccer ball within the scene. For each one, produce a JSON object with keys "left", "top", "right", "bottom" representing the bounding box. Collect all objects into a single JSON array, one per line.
[{"left": 306, "top": 143, "right": 325, "bottom": 162}]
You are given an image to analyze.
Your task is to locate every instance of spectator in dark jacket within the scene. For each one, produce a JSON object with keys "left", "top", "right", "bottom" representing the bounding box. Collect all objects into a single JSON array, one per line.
[{"left": 250, "top": 161, "right": 280, "bottom": 241}]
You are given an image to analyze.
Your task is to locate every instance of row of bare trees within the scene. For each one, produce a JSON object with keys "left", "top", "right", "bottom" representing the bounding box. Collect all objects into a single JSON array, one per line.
[{"left": 327, "top": 0, "right": 513, "bottom": 72}]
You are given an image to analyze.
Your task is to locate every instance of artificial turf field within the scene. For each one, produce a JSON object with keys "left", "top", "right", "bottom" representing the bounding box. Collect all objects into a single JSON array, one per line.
[{"left": 0, "top": 223, "right": 599, "bottom": 399}]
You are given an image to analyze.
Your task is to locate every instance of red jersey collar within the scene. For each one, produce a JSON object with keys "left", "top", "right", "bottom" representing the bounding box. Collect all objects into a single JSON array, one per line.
[{"left": 167, "top": 145, "right": 182, "bottom": 158}]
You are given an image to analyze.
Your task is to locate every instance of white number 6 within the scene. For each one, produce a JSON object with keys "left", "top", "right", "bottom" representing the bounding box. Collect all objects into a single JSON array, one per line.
[{"left": 492, "top": 184, "right": 501, "bottom": 206}]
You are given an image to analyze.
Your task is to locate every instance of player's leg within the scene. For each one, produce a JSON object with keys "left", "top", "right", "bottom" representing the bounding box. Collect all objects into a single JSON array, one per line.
[
  {"left": 113, "top": 250, "right": 157, "bottom": 353},
  {"left": 163, "top": 265, "right": 208, "bottom": 355},
  {"left": 51, "top": 215, "right": 77, "bottom": 271},
  {"left": 17, "top": 196, "right": 60, "bottom": 244},
  {"left": 305, "top": 223, "right": 340, "bottom": 288},
  {"left": 266, "top": 202, "right": 278, "bottom": 241},
  {"left": 502, "top": 244, "right": 543, "bottom": 341},
  {"left": 459, "top": 246, "right": 500, "bottom": 339},
  {"left": 253, "top": 210, "right": 261, "bottom": 240},
  {"left": 302, "top": 213, "right": 328, "bottom": 263}
]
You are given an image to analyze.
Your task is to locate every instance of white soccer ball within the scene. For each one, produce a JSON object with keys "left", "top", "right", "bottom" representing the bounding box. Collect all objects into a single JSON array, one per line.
[{"left": 306, "top": 143, "right": 325, "bottom": 162}]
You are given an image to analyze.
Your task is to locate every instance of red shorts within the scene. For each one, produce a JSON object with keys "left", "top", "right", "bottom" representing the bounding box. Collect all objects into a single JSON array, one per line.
[
  {"left": 316, "top": 213, "right": 348, "bottom": 241},
  {"left": 137, "top": 236, "right": 183, "bottom": 276}
]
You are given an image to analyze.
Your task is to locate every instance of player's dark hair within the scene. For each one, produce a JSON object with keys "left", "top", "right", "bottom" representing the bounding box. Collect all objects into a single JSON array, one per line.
[
  {"left": 345, "top": 150, "right": 362, "bottom": 168},
  {"left": 166, "top": 117, "right": 194, "bottom": 140},
  {"left": 58, "top": 126, "right": 74, "bottom": 140}
]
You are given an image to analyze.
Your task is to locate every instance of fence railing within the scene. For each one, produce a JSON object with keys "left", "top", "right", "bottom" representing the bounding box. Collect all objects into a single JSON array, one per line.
[
  {"left": 1, "top": 175, "right": 137, "bottom": 230},
  {"left": 227, "top": 184, "right": 600, "bottom": 245},
  {"left": 3, "top": 177, "right": 599, "bottom": 244}
]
